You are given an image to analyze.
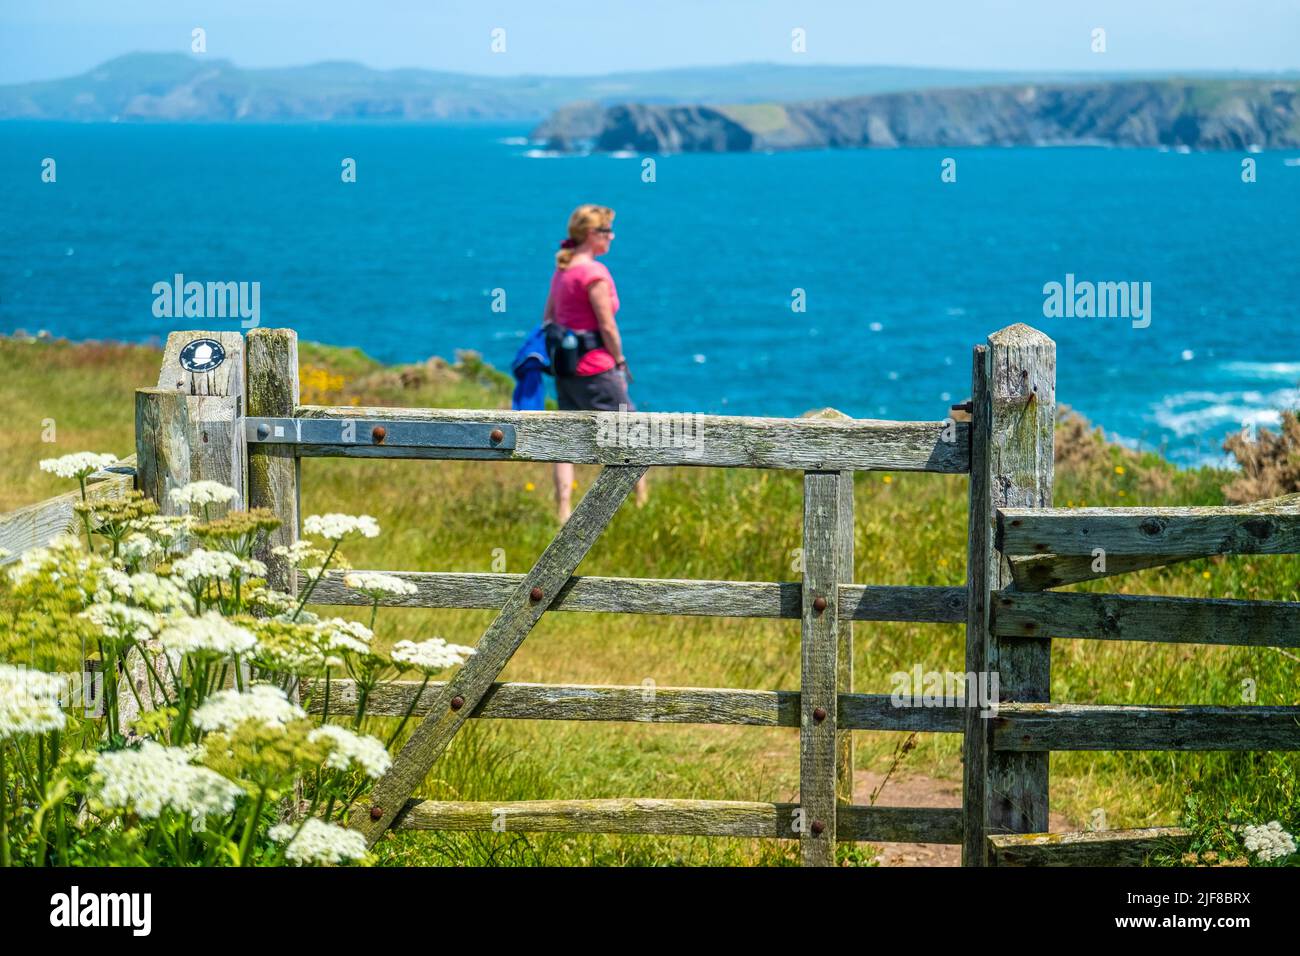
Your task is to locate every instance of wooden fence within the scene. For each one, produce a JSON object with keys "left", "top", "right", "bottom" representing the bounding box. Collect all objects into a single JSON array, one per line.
[{"left": 4, "top": 323, "right": 1298, "bottom": 866}]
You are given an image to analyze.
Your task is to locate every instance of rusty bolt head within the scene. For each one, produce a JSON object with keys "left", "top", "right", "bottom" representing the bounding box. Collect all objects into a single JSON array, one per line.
[
  {"left": 530, "top": 586, "right": 544, "bottom": 602},
  {"left": 372, "top": 425, "right": 387, "bottom": 443},
  {"left": 813, "top": 706, "right": 827, "bottom": 722},
  {"left": 812, "top": 595, "right": 827, "bottom": 614},
  {"left": 450, "top": 695, "right": 465, "bottom": 711},
  {"left": 810, "top": 819, "right": 826, "bottom": 836},
  {"left": 369, "top": 805, "right": 384, "bottom": 820},
  {"left": 490, "top": 428, "right": 504, "bottom": 443}
]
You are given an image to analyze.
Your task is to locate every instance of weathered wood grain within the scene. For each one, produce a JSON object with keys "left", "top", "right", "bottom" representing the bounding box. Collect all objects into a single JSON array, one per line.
[
  {"left": 353, "top": 465, "right": 648, "bottom": 847},
  {"left": 988, "top": 826, "right": 1193, "bottom": 866},
  {"left": 998, "top": 493, "right": 1300, "bottom": 559},
  {"left": 247, "top": 329, "right": 299, "bottom": 591},
  {"left": 836, "top": 469, "right": 855, "bottom": 805},
  {"left": 993, "top": 703, "right": 1300, "bottom": 751},
  {"left": 305, "top": 569, "right": 966, "bottom": 622},
  {"left": 393, "top": 798, "right": 963, "bottom": 844},
  {"left": 156, "top": 330, "right": 246, "bottom": 510},
  {"left": 984, "top": 324, "right": 1056, "bottom": 849},
  {"left": 1006, "top": 551, "right": 1200, "bottom": 591},
  {"left": 307, "top": 678, "right": 968, "bottom": 732},
  {"left": 0, "top": 458, "right": 135, "bottom": 565},
  {"left": 800, "top": 471, "right": 842, "bottom": 865},
  {"left": 295, "top": 405, "right": 971, "bottom": 473},
  {"left": 961, "top": 344, "right": 994, "bottom": 866},
  {"left": 994, "top": 589, "right": 1300, "bottom": 648},
  {"left": 135, "top": 389, "right": 193, "bottom": 514}
]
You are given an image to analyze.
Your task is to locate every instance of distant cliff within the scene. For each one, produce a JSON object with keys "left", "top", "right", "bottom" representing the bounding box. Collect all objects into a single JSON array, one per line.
[{"left": 532, "top": 80, "right": 1300, "bottom": 152}]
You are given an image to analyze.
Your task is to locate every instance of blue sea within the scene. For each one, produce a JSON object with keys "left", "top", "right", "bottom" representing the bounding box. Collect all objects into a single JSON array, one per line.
[{"left": 3, "top": 121, "right": 1299, "bottom": 467}]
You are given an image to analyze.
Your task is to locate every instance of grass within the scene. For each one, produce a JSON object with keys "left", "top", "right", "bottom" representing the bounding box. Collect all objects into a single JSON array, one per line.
[{"left": 2, "top": 333, "right": 1297, "bottom": 866}]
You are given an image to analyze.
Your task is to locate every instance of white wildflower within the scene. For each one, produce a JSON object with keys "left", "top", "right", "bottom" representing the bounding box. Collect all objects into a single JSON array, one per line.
[
  {"left": 269, "top": 818, "right": 369, "bottom": 866},
  {"left": 342, "top": 571, "right": 417, "bottom": 599},
  {"left": 157, "top": 611, "right": 257, "bottom": 658},
  {"left": 81, "top": 602, "right": 163, "bottom": 644},
  {"left": 192, "top": 684, "right": 305, "bottom": 732},
  {"left": 121, "top": 572, "right": 195, "bottom": 614},
  {"left": 0, "top": 665, "right": 68, "bottom": 741},
  {"left": 39, "top": 452, "right": 118, "bottom": 480},
  {"left": 271, "top": 541, "right": 328, "bottom": 568},
  {"left": 129, "top": 514, "right": 196, "bottom": 549},
  {"left": 92, "top": 741, "right": 242, "bottom": 819},
  {"left": 119, "top": 532, "right": 157, "bottom": 563},
  {"left": 303, "top": 513, "right": 380, "bottom": 541},
  {"left": 7, "top": 534, "right": 87, "bottom": 586},
  {"left": 169, "top": 480, "right": 238, "bottom": 508},
  {"left": 390, "top": 638, "right": 476, "bottom": 673},
  {"left": 170, "top": 548, "right": 265, "bottom": 584},
  {"left": 1243, "top": 821, "right": 1297, "bottom": 862},
  {"left": 316, "top": 618, "right": 374, "bottom": 656},
  {"left": 308, "top": 724, "right": 393, "bottom": 779}
]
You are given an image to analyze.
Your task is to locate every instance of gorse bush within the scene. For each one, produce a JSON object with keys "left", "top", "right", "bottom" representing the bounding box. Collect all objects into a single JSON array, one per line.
[{"left": 0, "top": 454, "right": 473, "bottom": 867}]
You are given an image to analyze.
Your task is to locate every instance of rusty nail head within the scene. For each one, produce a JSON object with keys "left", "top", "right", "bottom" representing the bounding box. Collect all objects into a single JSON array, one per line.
[
  {"left": 490, "top": 428, "right": 504, "bottom": 443},
  {"left": 372, "top": 425, "right": 386, "bottom": 443},
  {"left": 450, "top": 695, "right": 465, "bottom": 711},
  {"left": 813, "top": 706, "right": 827, "bottom": 722},
  {"left": 810, "top": 819, "right": 825, "bottom": 835},
  {"left": 812, "top": 595, "right": 827, "bottom": 613},
  {"left": 369, "top": 805, "right": 384, "bottom": 820},
  {"left": 530, "top": 586, "right": 544, "bottom": 602}
]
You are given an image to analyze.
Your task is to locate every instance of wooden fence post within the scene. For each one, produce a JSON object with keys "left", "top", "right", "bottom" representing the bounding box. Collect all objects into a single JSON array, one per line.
[
  {"left": 246, "top": 329, "right": 300, "bottom": 592},
  {"left": 128, "top": 331, "right": 247, "bottom": 733},
  {"left": 836, "top": 470, "right": 855, "bottom": 805},
  {"left": 801, "top": 470, "right": 846, "bottom": 866},
  {"left": 962, "top": 324, "right": 1055, "bottom": 865}
]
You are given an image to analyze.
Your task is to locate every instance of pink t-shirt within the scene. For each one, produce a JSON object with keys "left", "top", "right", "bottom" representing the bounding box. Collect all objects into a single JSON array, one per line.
[{"left": 549, "top": 259, "right": 619, "bottom": 376}]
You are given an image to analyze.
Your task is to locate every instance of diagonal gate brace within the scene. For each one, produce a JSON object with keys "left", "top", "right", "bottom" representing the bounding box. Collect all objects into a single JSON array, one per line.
[{"left": 353, "top": 464, "right": 648, "bottom": 846}]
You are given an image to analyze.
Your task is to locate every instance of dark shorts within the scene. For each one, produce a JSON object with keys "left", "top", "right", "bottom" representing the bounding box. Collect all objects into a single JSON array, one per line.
[{"left": 556, "top": 368, "right": 636, "bottom": 412}]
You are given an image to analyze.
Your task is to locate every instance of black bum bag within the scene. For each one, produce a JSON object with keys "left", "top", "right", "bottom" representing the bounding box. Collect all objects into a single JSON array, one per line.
[{"left": 544, "top": 323, "right": 604, "bottom": 377}]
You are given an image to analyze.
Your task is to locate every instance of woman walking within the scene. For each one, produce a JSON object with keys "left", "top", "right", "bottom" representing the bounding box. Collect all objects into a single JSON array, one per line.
[{"left": 542, "top": 203, "right": 648, "bottom": 522}]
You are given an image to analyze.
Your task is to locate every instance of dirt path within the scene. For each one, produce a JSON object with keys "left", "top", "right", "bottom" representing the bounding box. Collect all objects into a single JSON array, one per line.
[{"left": 853, "top": 770, "right": 1071, "bottom": 866}]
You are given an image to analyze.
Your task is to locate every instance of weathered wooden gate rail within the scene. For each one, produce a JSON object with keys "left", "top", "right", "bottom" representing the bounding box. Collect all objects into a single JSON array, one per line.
[{"left": 4, "top": 321, "right": 1298, "bottom": 866}]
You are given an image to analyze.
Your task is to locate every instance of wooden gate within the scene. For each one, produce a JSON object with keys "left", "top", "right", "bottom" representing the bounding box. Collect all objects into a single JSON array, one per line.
[{"left": 7, "top": 320, "right": 1290, "bottom": 865}]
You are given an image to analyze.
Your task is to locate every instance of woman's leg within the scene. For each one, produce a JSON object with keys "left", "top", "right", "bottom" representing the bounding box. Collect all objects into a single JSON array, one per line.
[
  {"left": 554, "top": 461, "right": 574, "bottom": 523},
  {"left": 635, "top": 473, "right": 648, "bottom": 507}
]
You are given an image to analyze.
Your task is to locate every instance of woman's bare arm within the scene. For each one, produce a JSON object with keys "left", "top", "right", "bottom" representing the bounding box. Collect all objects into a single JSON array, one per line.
[
  {"left": 542, "top": 289, "right": 555, "bottom": 325},
  {"left": 588, "top": 279, "right": 624, "bottom": 364}
]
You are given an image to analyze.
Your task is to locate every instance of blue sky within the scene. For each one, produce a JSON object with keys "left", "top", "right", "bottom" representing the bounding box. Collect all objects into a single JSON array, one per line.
[{"left": 2, "top": 0, "right": 1298, "bottom": 84}]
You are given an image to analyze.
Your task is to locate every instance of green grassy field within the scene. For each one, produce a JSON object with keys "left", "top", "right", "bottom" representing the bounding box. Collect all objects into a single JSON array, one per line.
[{"left": 2, "top": 334, "right": 1296, "bottom": 866}]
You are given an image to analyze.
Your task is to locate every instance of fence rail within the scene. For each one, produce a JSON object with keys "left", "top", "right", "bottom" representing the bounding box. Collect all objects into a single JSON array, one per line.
[{"left": 5, "top": 320, "right": 1298, "bottom": 867}]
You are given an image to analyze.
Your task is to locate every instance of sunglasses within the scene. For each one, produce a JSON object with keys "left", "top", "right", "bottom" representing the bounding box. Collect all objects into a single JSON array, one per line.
[{"left": 594, "top": 227, "right": 615, "bottom": 234}]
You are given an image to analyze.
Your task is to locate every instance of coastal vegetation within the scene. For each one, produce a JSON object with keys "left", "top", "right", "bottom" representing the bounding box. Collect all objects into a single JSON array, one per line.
[{"left": 0, "top": 333, "right": 1296, "bottom": 866}]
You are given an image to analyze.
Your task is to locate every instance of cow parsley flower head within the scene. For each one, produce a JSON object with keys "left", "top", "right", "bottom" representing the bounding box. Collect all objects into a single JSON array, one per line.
[
  {"left": 170, "top": 548, "right": 265, "bottom": 584},
  {"left": 119, "top": 532, "right": 157, "bottom": 563},
  {"left": 81, "top": 602, "right": 164, "bottom": 645},
  {"left": 192, "top": 684, "right": 306, "bottom": 733},
  {"left": 116, "top": 572, "right": 195, "bottom": 614},
  {"left": 1243, "top": 821, "right": 1297, "bottom": 862},
  {"left": 39, "top": 452, "right": 119, "bottom": 480},
  {"left": 0, "top": 665, "right": 68, "bottom": 741},
  {"left": 157, "top": 611, "right": 257, "bottom": 658},
  {"left": 269, "top": 818, "right": 370, "bottom": 866},
  {"left": 303, "top": 513, "right": 380, "bottom": 541},
  {"left": 342, "top": 571, "right": 417, "bottom": 599},
  {"left": 308, "top": 724, "right": 393, "bottom": 778},
  {"left": 169, "top": 480, "right": 239, "bottom": 508},
  {"left": 92, "top": 741, "right": 242, "bottom": 819},
  {"left": 316, "top": 618, "right": 374, "bottom": 656},
  {"left": 390, "top": 637, "right": 477, "bottom": 674}
]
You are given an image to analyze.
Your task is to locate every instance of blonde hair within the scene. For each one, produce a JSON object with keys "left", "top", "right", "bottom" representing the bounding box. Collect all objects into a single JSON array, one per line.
[{"left": 556, "top": 204, "right": 615, "bottom": 269}]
